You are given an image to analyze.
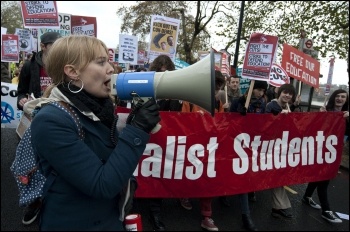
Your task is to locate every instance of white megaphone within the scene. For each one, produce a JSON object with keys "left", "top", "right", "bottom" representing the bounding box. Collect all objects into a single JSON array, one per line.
[{"left": 111, "top": 49, "right": 215, "bottom": 133}]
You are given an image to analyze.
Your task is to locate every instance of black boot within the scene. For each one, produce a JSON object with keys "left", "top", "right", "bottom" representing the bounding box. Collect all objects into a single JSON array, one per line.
[
  {"left": 149, "top": 212, "right": 165, "bottom": 231},
  {"left": 242, "top": 214, "right": 258, "bottom": 231}
]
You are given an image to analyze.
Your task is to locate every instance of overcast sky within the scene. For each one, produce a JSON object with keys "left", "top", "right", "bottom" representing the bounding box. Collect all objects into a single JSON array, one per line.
[{"left": 56, "top": 1, "right": 348, "bottom": 86}]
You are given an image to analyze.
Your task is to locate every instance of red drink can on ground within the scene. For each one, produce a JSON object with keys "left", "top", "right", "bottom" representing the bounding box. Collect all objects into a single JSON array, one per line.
[{"left": 124, "top": 214, "right": 142, "bottom": 231}]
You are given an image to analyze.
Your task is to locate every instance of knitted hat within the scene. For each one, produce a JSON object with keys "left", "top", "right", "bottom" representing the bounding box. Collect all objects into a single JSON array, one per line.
[
  {"left": 253, "top": 80, "right": 268, "bottom": 91},
  {"left": 40, "top": 32, "right": 61, "bottom": 44}
]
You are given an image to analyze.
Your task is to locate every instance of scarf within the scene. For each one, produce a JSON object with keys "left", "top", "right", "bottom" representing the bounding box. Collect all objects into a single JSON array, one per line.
[{"left": 57, "top": 83, "right": 116, "bottom": 129}]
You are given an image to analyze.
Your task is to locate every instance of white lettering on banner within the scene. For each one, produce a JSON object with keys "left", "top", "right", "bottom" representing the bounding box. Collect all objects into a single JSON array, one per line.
[
  {"left": 305, "top": 60, "right": 315, "bottom": 71},
  {"left": 302, "top": 72, "right": 317, "bottom": 85},
  {"left": 232, "top": 131, "right": 337, "bottom": 174},
  {"left": 289, "top": 52, "right": 304, "bottom": 66},
  {"left": 285, "top": 62, "right": 317, "bottom": 85},
  {"left": 207, "top": 137, "right": 218, "bottom": 178},
  {"left": 135, "top": 136, "right": 218, "bottom": 180},
  {"left": 285, "top": 62, "right": 303, "bottom": 78},
  {"left": 133, "top": 131, "right": 337, "bottom": 180}
]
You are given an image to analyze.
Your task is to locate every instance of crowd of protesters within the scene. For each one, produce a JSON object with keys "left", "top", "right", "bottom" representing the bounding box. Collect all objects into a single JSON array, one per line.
[{"left": 4, "top": 33, "right": 348, "bottom": 231}]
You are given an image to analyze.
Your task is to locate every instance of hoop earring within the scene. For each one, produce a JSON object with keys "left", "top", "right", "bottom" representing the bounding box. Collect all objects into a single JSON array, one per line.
[{"left": 68, "top": 79, "right": 84, "bottom": 93}]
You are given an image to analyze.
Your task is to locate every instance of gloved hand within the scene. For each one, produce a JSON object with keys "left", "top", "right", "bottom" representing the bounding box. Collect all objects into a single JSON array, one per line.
[
  {"left": 126, "top": 98, "right": 160, "bottom": 133},
  {"left": 271, "top": 109, "right": 279, "bottom": 116},
  {"left": 240, "top": 106, "right": 247, "bottom": 116}
]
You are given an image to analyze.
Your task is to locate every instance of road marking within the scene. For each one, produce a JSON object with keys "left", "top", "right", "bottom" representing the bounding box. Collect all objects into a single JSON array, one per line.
[{"left": 284, "top": 186, "right": 298, "bottom": 194}]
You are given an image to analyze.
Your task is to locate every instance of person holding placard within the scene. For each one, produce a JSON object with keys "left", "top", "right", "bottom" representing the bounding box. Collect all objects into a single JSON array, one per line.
[
  {"left": 265, "top": 84, "right": 296, "bottom": 219},
  {"left": 229, "top": 80, "right": 268, "bottom": 230}
]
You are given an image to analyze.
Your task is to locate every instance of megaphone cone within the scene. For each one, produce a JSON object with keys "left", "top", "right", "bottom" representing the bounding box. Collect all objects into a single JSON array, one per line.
[{"left": 111, "top": 49, "right": 216, "bottom": 116}]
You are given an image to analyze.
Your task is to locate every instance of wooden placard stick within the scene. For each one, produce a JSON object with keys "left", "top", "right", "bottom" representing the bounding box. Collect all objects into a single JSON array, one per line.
[{"left": 244, "top": 80, "right": 255, "bottom": 110}]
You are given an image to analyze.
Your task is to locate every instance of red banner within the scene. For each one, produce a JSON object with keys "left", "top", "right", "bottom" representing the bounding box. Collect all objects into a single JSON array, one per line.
[
  {"left": 115, "top": 109, "right": 345, "bottom": 198},
  {"left": 281, "top": 43, "right": 320, "bottom": 88}
]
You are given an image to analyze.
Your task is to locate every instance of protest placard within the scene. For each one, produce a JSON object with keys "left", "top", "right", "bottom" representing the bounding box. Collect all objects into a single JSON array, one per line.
[
  {"left": 119, "top": 34, "right": 138, "bottom": 65},
  {"left": 20, "top": 1, "right": 59, "bottom": 28},
  {"left": 148, "top": 15, "right": 180, "bottom": 62},
  {"left": 242, "top": 33, "right": 278, "bottom": 81},
  {"left": 281, "top": 43, "right": 320, "bottom": 88},
  {"left": 1, "top": 35, "right": 19, "bottom": 63}
]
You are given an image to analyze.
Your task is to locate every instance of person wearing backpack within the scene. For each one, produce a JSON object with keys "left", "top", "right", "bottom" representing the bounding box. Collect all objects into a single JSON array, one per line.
[
  {"left": 28, "top": 35, "right": 160, "bottom": 231},
  {"left": 14, "top": 31, "right": 61, "bottom": 226}
]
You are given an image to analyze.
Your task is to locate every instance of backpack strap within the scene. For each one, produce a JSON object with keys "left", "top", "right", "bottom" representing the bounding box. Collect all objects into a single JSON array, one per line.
[{"left": 51, "top": 101, "right": 85, "bottom": 140}]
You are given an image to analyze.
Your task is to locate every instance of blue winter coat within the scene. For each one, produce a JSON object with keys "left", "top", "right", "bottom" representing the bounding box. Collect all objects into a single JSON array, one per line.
[{"left": 31, "top": 103, "right": 150, "bottom": 231}]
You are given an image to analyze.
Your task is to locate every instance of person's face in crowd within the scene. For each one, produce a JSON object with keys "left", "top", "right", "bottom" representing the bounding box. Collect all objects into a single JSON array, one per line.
[
  {"left": 77, "top": 44, "right": 114, "bottom": 98},
  {"left": 279, "top": 90, "right": 293, "bottom": 104},
  {"left": 253, "top": 88, "right": 265, "bottom": 99},
  {"left": 229, "top": 77, "right": 240, "bottom": 91},
  {"left": 335, "top": 92, "right": 348, "bottom": 107},
  {"left": 40, "top": 43, "right": 54, "bottom": 54},
  {"left": 161, "top": 42, "right": 166, "bottom": 50},
  {"left": 167, "top": 36, "right": 174, "bottom": 46}
]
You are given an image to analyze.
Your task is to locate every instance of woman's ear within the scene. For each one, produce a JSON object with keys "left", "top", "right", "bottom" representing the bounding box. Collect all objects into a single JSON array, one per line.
[{"left": 64, "top": 65, "right": 79, "bottom": 79}]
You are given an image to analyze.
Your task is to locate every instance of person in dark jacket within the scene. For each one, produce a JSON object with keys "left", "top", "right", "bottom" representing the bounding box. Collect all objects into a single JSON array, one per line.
[
  {"left": 29, "top": 35, "right": 161, "bottom": 231},
  {"left": 17, "top": 31, "right": 61, "bottom": 111},
  {"left": 16, "top": 31, "right": 62, "bottom": 226},
  {"left": 229, "top": 80, "right": 268, "bottom": 231},
  {"left": 301, "top": 88, "right": 348, "bottom": 224},
  {"left": 1, "top": 62, "right": 11, "bottom": 83},
  {"left": 265, "top": 84, "right": 296, "bottom": 114},
  {"left": 230, "top": 80, "right": 268, "bottom": 114},
  {"left": 320, "top": 89, "right": 349, "bottom": 141}
]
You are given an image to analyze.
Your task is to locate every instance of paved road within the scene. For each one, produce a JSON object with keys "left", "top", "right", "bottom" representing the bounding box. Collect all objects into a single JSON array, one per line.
[{"left": 2, "top": 128, "right": 349, "bottom": 231}]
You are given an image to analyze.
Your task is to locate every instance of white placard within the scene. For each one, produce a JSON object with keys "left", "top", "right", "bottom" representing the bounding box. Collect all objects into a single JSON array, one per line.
[{"left": 118, "top": 34, "right": 138, "bottom": 65}]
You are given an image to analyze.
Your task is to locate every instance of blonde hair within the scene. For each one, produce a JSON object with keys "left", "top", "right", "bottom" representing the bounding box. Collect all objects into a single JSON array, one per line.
[{"left": 43, "top": 35, "right": 108, "bottom": 97}]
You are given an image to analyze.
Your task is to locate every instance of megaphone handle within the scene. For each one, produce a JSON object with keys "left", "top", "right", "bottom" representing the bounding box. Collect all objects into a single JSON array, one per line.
[{"left": 133, "top": 97, "right": 162, "bottom": 134}]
